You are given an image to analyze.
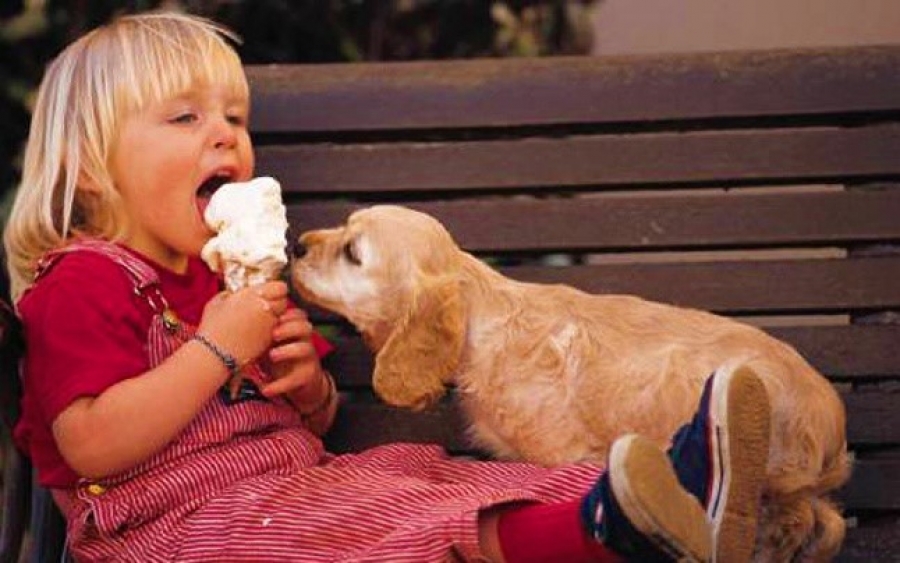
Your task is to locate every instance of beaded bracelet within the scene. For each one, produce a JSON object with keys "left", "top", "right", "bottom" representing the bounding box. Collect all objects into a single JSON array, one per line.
[
  {"left": 192, "top": 333, "right": 239, "bottom": 378},
  {"left": 299, "top": 370, "right": 336, "bottom": 422}
]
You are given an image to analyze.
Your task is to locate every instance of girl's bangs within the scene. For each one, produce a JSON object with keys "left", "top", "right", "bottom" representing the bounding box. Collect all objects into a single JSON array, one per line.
[{"left": 114, "top": 21, "right": 248, "bottom": 114}]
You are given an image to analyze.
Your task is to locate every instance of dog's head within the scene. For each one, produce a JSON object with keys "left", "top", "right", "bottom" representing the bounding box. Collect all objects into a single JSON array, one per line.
[{"left": 292, "top": 205, "right": 466, "bottom": 410}]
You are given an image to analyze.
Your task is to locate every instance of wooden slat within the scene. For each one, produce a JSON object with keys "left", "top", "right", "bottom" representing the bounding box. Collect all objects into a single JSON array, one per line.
[
  {"left": 259, "top": 124, "right": 900, "bottom": 194},
  {"left": 767, "top": 326, "right": 900, "bottom": 380},
  {"left": 287, "top": 188, "right": 900, "bottom": 252},
  {"left": 325, "top": 390, "right": 900, "bottom": 451},
  {"left": 503, "top": 256, "right": 900, "bottom": 314},
  {"left": 838, "top": 516, "right": 900, "bottom": 562},
  {"left": 247, "top": 45, "right": 900, "bottom": 133},
  {"left": 838, "top": 459, "right": 900, "bottom": 511},
  {"left": 844, "top": 393, "right": 900, "bottom": 446},
  {"left": 321, "top": 337, "right": 373, "bottom": 388},
  {"left": 325, "top": 400, "right": 470, "bottom": 454},
  {"left": 320, "top": 325, "right": 900, "bottom": 388}
]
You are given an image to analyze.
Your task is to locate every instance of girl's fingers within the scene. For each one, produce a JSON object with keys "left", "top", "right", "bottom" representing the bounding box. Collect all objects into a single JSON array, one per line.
[
  {"left": 292, "top": 307, "right": 309, "bottom": 321},
  {"left": 273, "top": 316, "right": 313, "bottom": 343},
  {"left": 277, "top": 307, "right": 307, "bottom": 324},
  {"left": 261, "top": 376, "right": 295, "bottom": 398},
  {"left": 260, "top": 363, "right": 318, "bottom": 397},
  {"left": 254, "top": 281, "right": 288, "bottom": 299},
  {"left": 247, "top": 282, "right": 289, "bottom": 316},
  {"left": 269, "top": 340, "right": 315, "bottom": 363}
]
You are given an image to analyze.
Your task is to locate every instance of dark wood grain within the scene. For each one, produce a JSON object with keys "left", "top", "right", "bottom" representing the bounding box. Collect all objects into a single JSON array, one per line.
[
  {"left": 767, "top": 326, "right": 900, "bottom": 380},
  {"left": 838, "top": 515, "right": 900, "bottom": 562},
  {"left": 247, "top": 46, "right": 900, "bottom": 133},
  {"left": 812, "top": 458, "right": 900, "bottom": 511},
  {"left": 287, "top": 187, "right": 900, "bottom": 251},
  {"left": 258, "top": 124, "right": 900, "bottom": 194},
  {"left": 500, "top": 256, "right": 900, "bottom": 314}
]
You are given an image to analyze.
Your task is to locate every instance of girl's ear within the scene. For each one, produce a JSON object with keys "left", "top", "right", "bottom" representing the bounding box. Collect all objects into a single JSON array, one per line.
[{"left": 372, "top": 277, "right": 465, "bottom": 411}]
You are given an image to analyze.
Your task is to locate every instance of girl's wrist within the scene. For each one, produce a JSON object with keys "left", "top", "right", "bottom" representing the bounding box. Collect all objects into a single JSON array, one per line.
[
  {"left": 296, "top": 369, "right": 336, "bottom": 422},
  {"left": 190, "top": 333, "right": 239, "bottom": 382}
]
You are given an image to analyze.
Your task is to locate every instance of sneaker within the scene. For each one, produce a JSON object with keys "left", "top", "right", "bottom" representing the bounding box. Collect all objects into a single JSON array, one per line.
[
  {"left": 582, "top": 434, "right": 712, "bottom": 562},
  {"left": 667, "top": 365, "right": 772, "bottom": 562}
]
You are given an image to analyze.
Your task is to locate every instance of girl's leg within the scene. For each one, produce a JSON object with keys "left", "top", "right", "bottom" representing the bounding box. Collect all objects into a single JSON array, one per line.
[
  {"left": 480, "top": 499, "right": 616, "bottom": 562},
  {"left": 481, "top": 434, "right": 709, "bottom": 563},
  {"left": 481, "top": 364, "right": 771, "bottom": 563}
]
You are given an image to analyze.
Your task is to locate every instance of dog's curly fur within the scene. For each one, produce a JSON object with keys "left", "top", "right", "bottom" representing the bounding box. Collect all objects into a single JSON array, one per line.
[{"left": 292, "top": 204, "right": 851, "bottom": 561}]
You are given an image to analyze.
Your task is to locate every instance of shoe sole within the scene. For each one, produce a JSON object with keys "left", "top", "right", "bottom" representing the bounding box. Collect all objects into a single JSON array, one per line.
[
  {"left": 707, "top": 365, "right": 772, "bottom": 563},
  {"left": 610, "top": 434, "right": 713, "bottom": 562}
]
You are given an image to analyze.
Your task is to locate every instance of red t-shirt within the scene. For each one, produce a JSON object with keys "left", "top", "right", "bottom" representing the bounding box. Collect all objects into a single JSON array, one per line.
[{"left": 14, "top": 246, "right": 331, "bottom": 488}]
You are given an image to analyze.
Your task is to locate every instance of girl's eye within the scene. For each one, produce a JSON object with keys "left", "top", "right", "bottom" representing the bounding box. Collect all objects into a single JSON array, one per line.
[
  {"left": 342, "top": 240, "right": 361, "bottom": 265},
  {"left": 170, "top": 112, "right": 198, "bottom": 125},
  {"left": 226, "top": 113, "right": 247, "bottom": 126}
]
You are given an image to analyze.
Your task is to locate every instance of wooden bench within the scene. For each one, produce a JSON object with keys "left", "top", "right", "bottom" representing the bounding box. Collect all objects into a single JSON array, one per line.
[{"left": 3, "top": 44, "right": 899, "bottom": 561}]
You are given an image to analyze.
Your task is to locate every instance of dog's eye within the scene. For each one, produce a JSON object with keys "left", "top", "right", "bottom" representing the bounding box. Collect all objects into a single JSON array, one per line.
[{"left": 342, "top": 240, "right": 361, "bottom": 265}]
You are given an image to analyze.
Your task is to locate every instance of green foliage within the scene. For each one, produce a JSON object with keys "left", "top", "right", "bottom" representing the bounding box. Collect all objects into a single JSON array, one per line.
[{"left": 0, "top": 0, "right": 598, "bottom": 210}]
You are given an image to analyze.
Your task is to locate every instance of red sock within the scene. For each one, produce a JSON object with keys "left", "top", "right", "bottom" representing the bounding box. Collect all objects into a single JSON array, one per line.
[{"left": 497, "top": 501, "right": 624, "bottom": 563}]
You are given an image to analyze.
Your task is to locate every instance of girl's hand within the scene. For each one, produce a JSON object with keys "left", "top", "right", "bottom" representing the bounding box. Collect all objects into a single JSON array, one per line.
[
  {"left": 197, "top": 280, "right": 289, "bottom": 366},
  {"left": 260, "top": 307, "right": 324, "bottom": 401}
]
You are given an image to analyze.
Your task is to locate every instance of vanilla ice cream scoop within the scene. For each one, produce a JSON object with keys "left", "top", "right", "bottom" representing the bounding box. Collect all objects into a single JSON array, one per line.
[{"left": 201, "top": 176, "right": 289, "bottom": 291}]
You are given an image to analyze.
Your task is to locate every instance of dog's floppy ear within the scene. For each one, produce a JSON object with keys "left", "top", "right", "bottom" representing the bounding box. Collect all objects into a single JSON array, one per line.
[{"left": 372, "top": 276, "right": 464, "bottom": 410}]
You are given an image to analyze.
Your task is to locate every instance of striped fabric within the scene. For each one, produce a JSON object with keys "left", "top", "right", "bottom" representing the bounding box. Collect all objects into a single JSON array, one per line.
[{"left": 48, "top": 241, "right": 604, "bottom": 561}]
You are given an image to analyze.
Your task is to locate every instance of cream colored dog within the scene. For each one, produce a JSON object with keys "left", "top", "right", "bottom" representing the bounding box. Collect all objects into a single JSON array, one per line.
[{"left": 292, "top": 204, "right": 850, "bottom": 561}]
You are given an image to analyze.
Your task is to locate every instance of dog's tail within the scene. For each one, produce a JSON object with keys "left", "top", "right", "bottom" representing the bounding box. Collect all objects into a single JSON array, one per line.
[
  {"left": 758, "top": 394, "right": 852, "bottom": 561},
  {"left": 755, "top": 449, "right": 851, "bottom": 562},
  {"left": 800, "top": 443, "right": 852, "bottom": 560},
  {"left": 813, "top": 442, "right": 853, "bottom": 496}
]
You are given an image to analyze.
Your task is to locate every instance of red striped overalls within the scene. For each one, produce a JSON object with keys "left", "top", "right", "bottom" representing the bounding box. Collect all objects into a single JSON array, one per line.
[{"left": 40, "top": 240, "right": 603, "bottom": 562}]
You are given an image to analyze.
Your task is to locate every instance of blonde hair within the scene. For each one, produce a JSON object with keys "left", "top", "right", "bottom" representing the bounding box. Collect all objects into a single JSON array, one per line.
[{"left": 2, "top": 11, "right": 248, "bottom": 303}]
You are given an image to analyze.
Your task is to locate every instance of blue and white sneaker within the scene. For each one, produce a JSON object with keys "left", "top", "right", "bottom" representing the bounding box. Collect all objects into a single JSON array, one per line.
[
  {"left": 582, "top": 434, "right": 712, "bottom": 562},
  {"left": 667, "top": 365, "right": 772, "bottom": 562}
]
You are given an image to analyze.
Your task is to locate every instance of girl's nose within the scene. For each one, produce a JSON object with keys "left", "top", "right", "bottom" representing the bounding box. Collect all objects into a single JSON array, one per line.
[{"left": 211, "top": 118, "right": 238, "bottom": 150}]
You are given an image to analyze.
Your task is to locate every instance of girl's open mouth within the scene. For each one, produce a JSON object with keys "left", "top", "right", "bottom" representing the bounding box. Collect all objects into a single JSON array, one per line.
[{"left": 196, "top": 173, "right": 233, "bottom": 218}]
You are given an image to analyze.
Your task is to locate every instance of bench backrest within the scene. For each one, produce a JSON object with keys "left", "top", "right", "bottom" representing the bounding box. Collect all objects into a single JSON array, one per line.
[
  {"left": 245, "top": 45, "right": 900, "bottom": 548},
  {"left": 1, "top": 45, "right": 898, "bottom": 562}
]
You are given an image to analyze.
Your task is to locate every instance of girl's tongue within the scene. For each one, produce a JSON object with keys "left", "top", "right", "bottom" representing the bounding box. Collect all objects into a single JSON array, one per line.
[
  {"left": 196, "top": 194, "right": 212, "bottom": 220},
  {"left": 196, "top": 176, "right": 228, "bottom": 223}
]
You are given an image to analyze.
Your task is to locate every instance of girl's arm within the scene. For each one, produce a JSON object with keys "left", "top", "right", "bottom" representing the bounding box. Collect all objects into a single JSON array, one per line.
[
  {"left": 52, "top": 282, "right": 288, "bottom": 479},
  {"left": 52, "top": 340, "right": 231, "bottom": 478}
]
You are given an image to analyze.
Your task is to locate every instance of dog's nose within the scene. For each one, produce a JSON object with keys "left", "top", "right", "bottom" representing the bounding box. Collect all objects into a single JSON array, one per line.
[{"left": 291, "top": 241, "right": 308, "bottom": 259}]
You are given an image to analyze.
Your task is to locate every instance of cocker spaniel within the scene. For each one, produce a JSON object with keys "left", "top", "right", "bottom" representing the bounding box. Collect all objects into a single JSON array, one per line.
[{"left": 291, "top": 204, "right": 850, "bottom": 561}]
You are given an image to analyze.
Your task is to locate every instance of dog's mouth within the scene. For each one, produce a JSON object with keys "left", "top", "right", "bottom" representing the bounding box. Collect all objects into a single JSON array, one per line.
[{"left": 289, "top": 263, "right": 323, "bottom": 299}]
